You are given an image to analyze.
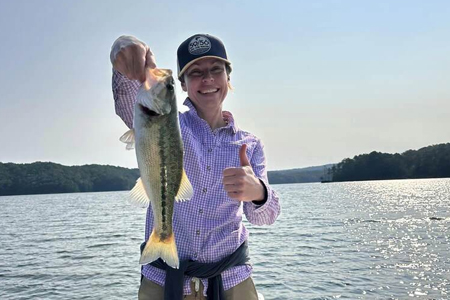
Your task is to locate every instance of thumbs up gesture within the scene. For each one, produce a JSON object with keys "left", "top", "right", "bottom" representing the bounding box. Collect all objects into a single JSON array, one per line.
[{"left": 222, "top": 144, "right": 265, "bottom": 202}]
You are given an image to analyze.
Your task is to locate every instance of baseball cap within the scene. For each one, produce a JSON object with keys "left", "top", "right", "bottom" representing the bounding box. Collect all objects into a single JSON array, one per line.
[{"left": 177, "top": 34, "right": 232, "bottom": 79}]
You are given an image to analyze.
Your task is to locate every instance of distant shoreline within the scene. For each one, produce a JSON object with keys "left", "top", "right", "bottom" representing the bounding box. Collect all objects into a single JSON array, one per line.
[
  {"left": 2, "top": 141, "right": 449, "bottom": 196},
  {"left": 0, "top": 162, "right": 330, "bottom": 196},
  {"left": 3, "top": 177, "right": 450, "bottom": 198},
  {"left": 329, "top": 143, "right": 450, "bottom": 183}
]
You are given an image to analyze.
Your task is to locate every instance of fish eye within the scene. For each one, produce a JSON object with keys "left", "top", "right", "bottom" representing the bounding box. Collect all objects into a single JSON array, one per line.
[{"left": 166, "top": 83, "right": 174, "bottom": 91}]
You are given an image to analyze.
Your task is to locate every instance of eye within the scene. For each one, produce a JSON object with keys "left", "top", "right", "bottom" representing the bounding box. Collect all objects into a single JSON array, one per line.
[
  {"left": 188, "top": 70, "right": 202, "bottom": 77},
  {"left": 211, "top": 66, "right": 224, "bottom": 74},
  {"left": 165, "top": 77, "right": 175, "bottom": 90}
]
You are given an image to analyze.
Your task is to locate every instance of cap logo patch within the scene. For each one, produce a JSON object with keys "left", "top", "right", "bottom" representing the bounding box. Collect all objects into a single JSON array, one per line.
[{"left": 188, "top": 36, "right": 211, "bottom": 55}]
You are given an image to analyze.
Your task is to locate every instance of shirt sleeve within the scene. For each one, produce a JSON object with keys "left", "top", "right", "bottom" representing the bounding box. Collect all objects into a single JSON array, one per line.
[
  {"left": 243, "top": 139, "right": 281, "bottom": 226},
  {"left": 112, "top": 69, "right": 140, "bottom": 129}
]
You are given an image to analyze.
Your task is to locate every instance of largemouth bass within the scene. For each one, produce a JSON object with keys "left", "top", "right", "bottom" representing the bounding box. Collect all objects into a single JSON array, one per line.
[{"left": 120, "top": 68, "right": 193, "bottom": 269}]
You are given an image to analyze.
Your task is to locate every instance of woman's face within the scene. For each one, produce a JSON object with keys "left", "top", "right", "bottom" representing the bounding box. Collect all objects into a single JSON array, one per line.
[{"left": 181, "top": 58, "right": 229, "bottom": 112}]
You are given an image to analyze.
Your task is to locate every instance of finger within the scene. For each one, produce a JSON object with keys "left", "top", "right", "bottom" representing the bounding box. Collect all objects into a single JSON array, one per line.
[
  {"left": 223, "top": 167, "right": 238, "bottom": 177},
  {"left": 227, "top": 191, "right": 244, "bottom": 200},
  {"left": 145, "top": 48, "right": 157, "bottom": 69},
  {"left": 223, "top": 184, "right": 238, "bottom": 193},
  {"left": 223, "top": 167, "right": 247, "bottom": 178},
  {"left": 113, "top": 51, "right": 129, "bottom": 75},
  {"left": 222, "top": 177, "right": 235, "bottom": 185},
  {"left": 239, "top": 144, "right": 250, "bottom": 167},
  {"left": 133, "top": 51, "right": 146, "bottom": 83},
  {"left": 222, "top": 176, "right": 242, "bottom": 185},
  {"left": 223, "top": 181, "right": 244, "bottom": 191},
  {"left": 223, "top": 175, "right": 244, "bottom": 185}
]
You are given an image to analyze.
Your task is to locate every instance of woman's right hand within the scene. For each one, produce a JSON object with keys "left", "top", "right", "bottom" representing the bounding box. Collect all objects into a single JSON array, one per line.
[{"left": 111, "top": 36, "right": 157, "bottom": 82}]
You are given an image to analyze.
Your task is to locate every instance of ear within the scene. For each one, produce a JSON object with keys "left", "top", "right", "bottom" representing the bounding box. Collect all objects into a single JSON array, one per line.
[{"left": 181, "top": 82, "right": 187, "bottom": 92}]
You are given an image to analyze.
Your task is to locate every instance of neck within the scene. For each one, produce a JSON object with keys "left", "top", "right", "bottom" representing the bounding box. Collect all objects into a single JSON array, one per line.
[{"left": 195, "top": 105, "right": 226, "bottom": 130}]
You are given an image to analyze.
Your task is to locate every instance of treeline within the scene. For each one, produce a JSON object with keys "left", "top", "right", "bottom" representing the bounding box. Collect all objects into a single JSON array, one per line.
[
  {"left": 268, "top": 165, "right": 333, "bottom": 184},
  {"left": 0, "top": 162, "right": 140, "bottom": 196},
  {"left": 331, "top": 143, "right": 450, "bottom": 182},
  {"left": 0, "top": 161, "right": 330, "bottom": 196},
  {"left": 3, "top": 142, "right": 448, "bottom": 196}
]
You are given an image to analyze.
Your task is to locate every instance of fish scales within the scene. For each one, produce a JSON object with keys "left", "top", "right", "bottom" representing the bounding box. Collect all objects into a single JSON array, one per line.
[
  {"left": 121, "top": 69, "right": 193, "bottom": 269},
  {"left": 138, "top": 115, "right": 182, "bottom": 238}
]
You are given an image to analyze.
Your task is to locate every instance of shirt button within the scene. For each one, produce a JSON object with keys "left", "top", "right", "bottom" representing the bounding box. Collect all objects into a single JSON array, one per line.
[
  {"left": 194, "top": 253, "right": 198, "bottom": 259},
  {"left": 196, "top": 230, "right": 200, "bottom": 235},
  {"left": 202, "top": 188, "right": 207, "bottom": 193},
  {"left": 206, "top": 166, "right": 211, "bottom": 171},
  {"left": 199, "top": 209, "right": 203, "bottom": 214},
  {"left": 208, "top": 148, "right": 212, "bottom": 153}
]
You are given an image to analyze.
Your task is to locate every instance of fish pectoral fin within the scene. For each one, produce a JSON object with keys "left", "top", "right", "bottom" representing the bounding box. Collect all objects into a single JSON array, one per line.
[
  {"left": 119, "top": 129, "right": 135, "bottom": 150},
  {"left": 128, "top": 177, "right": 150, "bottom": 208},
  {"left": 175, "top": 169, "right": 194, "bottom": 202}
]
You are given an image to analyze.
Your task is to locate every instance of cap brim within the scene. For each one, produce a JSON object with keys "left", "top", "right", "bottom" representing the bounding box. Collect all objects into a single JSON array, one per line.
[{"left": 178, "top": 56, "right": 232, "bottom": 79}]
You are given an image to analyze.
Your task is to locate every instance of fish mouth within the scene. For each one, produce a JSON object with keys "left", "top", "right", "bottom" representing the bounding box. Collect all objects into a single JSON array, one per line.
[{"left": 140, "top": 104, "right": 161, "bottom": 117}]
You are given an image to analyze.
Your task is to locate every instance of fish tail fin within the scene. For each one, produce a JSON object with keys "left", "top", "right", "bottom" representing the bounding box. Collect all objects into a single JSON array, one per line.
[{"left": 140, "top": 230, "right": 179, "bottom": 269}]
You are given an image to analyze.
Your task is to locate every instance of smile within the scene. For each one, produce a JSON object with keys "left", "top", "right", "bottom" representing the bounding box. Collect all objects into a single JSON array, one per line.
[{"left": 199, "top": 88, "right": 219, "bottom": 94}]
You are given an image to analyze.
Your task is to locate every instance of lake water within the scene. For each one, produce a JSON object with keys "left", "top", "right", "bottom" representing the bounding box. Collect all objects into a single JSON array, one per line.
[{"left": 1, "top": 178, "right": 449, "bottom": 299}]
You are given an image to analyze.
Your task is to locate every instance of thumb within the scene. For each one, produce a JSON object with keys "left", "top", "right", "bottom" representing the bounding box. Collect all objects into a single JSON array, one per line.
[
  {"left": 239, "top": 144, "right": 250, "bottom": 167},
  {"left": 145, "top": 48, "right": 157, "bottom": 69},
  {"left": 140, "top": 50, "right": 157, "bottom": 83}
]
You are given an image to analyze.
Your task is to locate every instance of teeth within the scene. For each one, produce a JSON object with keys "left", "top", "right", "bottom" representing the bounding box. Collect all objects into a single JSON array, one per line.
[{"left": 200, "top": 89, "right": 218, "bottom": 94}]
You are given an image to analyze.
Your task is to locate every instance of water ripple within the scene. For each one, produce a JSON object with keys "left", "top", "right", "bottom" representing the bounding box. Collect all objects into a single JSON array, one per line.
[{"left": 1, "top": 180, "right": 450, "bottom": 299}]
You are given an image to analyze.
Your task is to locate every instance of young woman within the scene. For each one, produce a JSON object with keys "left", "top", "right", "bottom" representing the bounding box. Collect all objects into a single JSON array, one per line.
[{"left": 111, "top": 34, "right": 280, "bottom": 300}]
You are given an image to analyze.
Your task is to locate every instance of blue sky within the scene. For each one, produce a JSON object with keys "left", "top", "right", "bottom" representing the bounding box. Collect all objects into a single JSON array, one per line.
[{"left": 1, "top": 0, "right": 449, "bottom": 170}]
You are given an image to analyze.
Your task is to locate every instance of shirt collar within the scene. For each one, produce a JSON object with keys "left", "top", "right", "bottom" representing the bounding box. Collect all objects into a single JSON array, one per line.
[{"left": 183, "top": 98, "right": 238, "bottom": 134}]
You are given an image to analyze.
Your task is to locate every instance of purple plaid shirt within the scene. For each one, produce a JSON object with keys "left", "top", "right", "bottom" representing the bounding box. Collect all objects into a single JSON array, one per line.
[{"left": 112, "top": 70, "right": 280, "bottom": 296}]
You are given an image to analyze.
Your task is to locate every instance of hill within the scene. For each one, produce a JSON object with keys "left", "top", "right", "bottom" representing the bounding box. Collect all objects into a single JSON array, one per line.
[
  {"left": 331, "top": 143, "right": 450, "bottom": 182},
  {"left": 268, "top": 164, "right": 334, "bottom": 184},
  {"left": 3, "top": 141, "right": 447, "bottom": 196},
  {"left": 0, "top": 162, "right": 139, "bottom": 196},
  {"left": 0, "top": 162, "right": 330, "bottom": 196}
]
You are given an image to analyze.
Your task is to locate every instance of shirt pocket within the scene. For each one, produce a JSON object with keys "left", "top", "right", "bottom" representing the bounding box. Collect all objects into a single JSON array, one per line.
[{"left": 218, "top": 139, "right": 256, "bottom": 168}]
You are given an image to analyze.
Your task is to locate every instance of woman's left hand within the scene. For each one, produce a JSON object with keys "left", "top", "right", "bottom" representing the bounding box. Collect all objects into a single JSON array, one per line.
[{"left": 223, "top": 144, "right": 265, "bottom": 202}]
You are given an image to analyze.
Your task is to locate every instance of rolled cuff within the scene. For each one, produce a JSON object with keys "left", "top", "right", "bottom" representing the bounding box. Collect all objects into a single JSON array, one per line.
[{"left": 243, "top": 179, "right": 280, "bottom": 225}]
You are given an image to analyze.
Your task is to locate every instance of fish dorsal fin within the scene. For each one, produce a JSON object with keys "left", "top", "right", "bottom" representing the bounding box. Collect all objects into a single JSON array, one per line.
[
  {"left": 129, "top": 177, "right": 150, "bottom": 208},
  {"left": 120, "top": 129, "right": 135, "bottom": 150},
  {"left": 175, "top": 169, "right": 193, "bottom": 202}
]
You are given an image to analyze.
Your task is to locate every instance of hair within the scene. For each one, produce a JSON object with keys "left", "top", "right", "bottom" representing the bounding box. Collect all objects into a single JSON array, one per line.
[{"left": 179, "top": 64, "right": 233, "bottom": 90}]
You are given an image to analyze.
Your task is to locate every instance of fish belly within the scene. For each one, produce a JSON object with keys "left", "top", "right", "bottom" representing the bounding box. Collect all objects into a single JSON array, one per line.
[{"left": 136, "top": 115, "right": 183, "bottom": 268}]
